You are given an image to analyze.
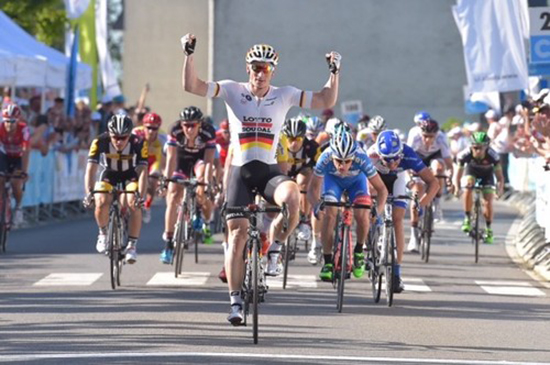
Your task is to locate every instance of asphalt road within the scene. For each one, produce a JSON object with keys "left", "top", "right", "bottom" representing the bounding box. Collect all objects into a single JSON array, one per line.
[{"left": 0, "top": 200, "right": 549, "bottom": 365}]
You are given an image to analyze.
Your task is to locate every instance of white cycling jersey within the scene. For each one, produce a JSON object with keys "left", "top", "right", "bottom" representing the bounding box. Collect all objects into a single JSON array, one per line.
[
  {"left": 207, "top": 80, "right": 312, "bottom": 166},
  {"left": 408, "top": 127, "right": 451, "bottom": 159}
]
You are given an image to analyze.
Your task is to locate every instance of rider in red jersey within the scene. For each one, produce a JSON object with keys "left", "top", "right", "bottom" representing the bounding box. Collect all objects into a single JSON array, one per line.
[{"left": 0, "top": 104, "right": 30, "bottom": 226}]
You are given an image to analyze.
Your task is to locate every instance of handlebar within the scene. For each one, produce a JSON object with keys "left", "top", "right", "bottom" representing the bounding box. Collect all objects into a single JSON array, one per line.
[{"left": 320, "top": 201, "right": 371, "bottom": 210}]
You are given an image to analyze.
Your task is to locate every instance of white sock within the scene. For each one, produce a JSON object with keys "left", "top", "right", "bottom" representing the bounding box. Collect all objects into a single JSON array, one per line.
[
  {"left": 268, "top": 241, "right": 282, "bottom": 254},
  {"left": 222, "top": 241, "right": 228, "bottom": 255}
]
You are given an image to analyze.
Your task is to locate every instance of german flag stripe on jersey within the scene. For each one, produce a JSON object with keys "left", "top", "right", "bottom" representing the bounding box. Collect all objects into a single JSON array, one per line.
[
  {"left": 239, "top": 132, "right": 274, "bottom": 151},
  {"left": 242, "top": 122, "right": 272, "bottom": 128}
]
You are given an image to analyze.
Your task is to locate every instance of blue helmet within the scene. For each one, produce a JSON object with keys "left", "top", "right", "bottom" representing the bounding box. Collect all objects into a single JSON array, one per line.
[
  {"left": 305, "top": 115, "right": 323, "bottom": 133},
  {"left": 413, "top": 111, "right": 431, "bottom": 125},
  {"left": 330, "top": 128, "right": 356, "bottom": 159},
  {"left": 376, "top": 130, "right": 403, "bottom": 159}
]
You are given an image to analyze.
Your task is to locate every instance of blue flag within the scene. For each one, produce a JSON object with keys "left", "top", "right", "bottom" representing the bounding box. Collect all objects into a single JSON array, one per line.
[{"left": 65, "top": 24, "right": 79, "bottom": 118}]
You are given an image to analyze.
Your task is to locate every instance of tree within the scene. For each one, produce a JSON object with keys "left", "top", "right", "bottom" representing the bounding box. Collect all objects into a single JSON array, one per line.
[{"left": 0, "top": 0, "right": 67, "bottom": 51}]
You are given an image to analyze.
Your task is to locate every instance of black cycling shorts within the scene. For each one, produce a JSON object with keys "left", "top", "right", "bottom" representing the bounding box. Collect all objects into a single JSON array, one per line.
[
  {"left": 420, "top": 150, "right": 443, "bottom": 167},
  {"left": 225, "top": 160, "right": 292, "bottom": 220},
  {"left": 464, "top": 169, "right": 495, "bottom": 187},
  {"left": 99, "top": 169, "right": 139, "bottom": 186},
  {"left": 176, "top": 150, "right": 205, "bottom": 178},
  {"left": 0, "top": 153, "right": 22, "bottom": 176}
]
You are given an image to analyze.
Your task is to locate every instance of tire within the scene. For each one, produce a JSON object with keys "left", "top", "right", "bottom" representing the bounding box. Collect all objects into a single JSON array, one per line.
[
  {"left": 384, "top": 225, "right": 395, "bottom": 307},
  {"left": 0, "top": 193, "right": 7, "bottom": 253},
  {"left": 252, "top": 238, "right": 259, "bottom": 344},
  {"left": 282, "top": 233, "right": 295, "bottom": 290},
  {"left": 337, "top": 225, "right": 348, "bottom": 313},
  {"left": 369, "top": 226, "right": 382, "bottom": 303},
  {"left": 422, "top": 205, "right": 433, "bottom": 263},
  {"left": 108, "top": 212, "right": 119, "bottom": 290},
  {"left": 174, "top": 218, "right": 185, "bottom": 277},
  {"left": 474, "top": 196, "right": 481, "bottom": 264}
]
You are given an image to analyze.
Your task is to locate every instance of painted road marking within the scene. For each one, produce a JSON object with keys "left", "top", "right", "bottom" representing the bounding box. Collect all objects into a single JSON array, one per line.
[
  {"left": 404, "top": 278, "right": 432, "bottom": 292},
  {"left": 146, "top": 272, "right": 210, "bottom": 286},
  {"left": 0, "top": 351, "right": 548, "bottom": 364},
  {"left": 475, "top": 280, "right": 546, "bottom": 296},
  {"left": 33, "top": 273, "right": 103, "bottom": 286},
  {"left": 267, "top": 274, "right": 318, "bottom": 289}
]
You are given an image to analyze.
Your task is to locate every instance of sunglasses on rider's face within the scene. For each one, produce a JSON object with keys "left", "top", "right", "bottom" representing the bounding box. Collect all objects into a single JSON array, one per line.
[
  {"left": 333, "top": 157, "right": 353, "bottom": 165},
  {"left": 288, "top": 136, "right": 303, "bottom": 143},
  {"left": 182, "top": 122, "right": 199, "bottom": 129},
  {"left": 3, "top": 119, "right": 16, "bottom": 124},
  {"left": 382, "top": 155, "right": 402, "bottom": 164},
  {"left": 422, "top": 133, "right": 436, "bottom": 139},
  {"left": 472, "top": 145, "right": 485, "bottom": 151},
  {"left": 250, "top": 63, "right": 274, "bottom": 74},
  {"left": 146, "top": 126, "right": 159, "bottom": 131},
  {"left": 111, "top": 135, "right": 129, "bottom": 142}
]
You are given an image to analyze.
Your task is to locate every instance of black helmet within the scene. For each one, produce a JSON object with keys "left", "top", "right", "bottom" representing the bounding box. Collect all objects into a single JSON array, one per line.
[
  {"left": 283, "top": 117, "right": 307, "bottom": 138},
  {"left": 179, "top": 106, "right": 203, "bottom": 122},
  {"left": 108, "top": 114, "right": 133, "bottom": 136}
]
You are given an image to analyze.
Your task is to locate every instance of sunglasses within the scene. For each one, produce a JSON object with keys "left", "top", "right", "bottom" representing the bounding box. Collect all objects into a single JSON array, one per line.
[
  {"left": 182, "top": 123, "right": 199, "bottom": 128},
  {"left": 288, "top": 136, "right": 303, "bottom": 143},
  {"left": 472, "top": 145, "right": 485, "bottom": 151},
  {"left": 250, "top": 63, "right": 274, "bottom": 74},
  {"left": 146, "top": 126, "right": 159, "bottom": 131},
  {"left": 111, "top": 135, "right": 129, "bottom": 141},
  {"left": 422, "top": 134, "right": 436, "bottom": 139},
  {"left": 3, "top": 119, "right": 16, "bottom": 124},
  {"left": 333, "top": 157, "right": 353, "bottom": 165},
  {"left": 382, "top": 156, "right": 402, "bottom": 164}
]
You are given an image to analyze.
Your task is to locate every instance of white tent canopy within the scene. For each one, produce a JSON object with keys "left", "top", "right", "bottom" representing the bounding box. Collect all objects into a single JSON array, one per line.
[{"left": 0, "top": 11, "right": 92, "bottom": 89}]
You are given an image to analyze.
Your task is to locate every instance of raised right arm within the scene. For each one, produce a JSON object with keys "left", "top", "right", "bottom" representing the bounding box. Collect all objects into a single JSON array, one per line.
[{"left": 181, "top": 34, "right": 208, "bottom": 97}]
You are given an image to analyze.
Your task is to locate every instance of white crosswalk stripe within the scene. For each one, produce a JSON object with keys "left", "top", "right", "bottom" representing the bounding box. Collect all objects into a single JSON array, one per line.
[
  {"left": 33, "top": 273, "right": 103, "bottom": 286},
  {"left": 475, "top": 280, "right": 546, "bottom": 296},
  {"left": 266, "top": 274, "right": 318, "bottom": 289},
  {"left": 403, "top": 278, "right": 432, "bottom": 292},
  {"left": 146, "top": 272, "right": 210, "bottom": 286}
]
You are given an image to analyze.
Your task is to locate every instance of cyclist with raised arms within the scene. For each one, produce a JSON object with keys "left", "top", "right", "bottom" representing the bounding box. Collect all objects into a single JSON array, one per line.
[
  {"left": 84, "top": 114, "right": 148, "bottom": 264},
  {"left": 368, "top": 130, "right": 439, "bottom": 292},
  {"left": 453, "top": 132, "right": 504, "bottom": 244},
  {"left": 181, "top": 33, "right": 341, "bottom": 325},
  {"left": 308, "top": 127, "right": 388, "bottom": 282},
  {"left": 132, "top": 112, "right": 165, "bottom": 224},
  {"left": 407, "top": 119, "right": 453, "bottom": 252},
  {"left": 0, "top": 104, "right": 30, "bottom": 226},
  {"left": 159, "top": 106, "right": 216, "bottom": 264}
]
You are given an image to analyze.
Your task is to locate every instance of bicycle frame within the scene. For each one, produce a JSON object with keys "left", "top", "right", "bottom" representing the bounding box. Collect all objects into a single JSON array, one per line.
[
  {"left": 0, "top": 174, "right": 21, "bottom": 253},
  {"left": 225, "top": 201, "right": 287, "bottom": 344},
  {"left": 471, "top": 178, "right": 484, "bottom": 263}
]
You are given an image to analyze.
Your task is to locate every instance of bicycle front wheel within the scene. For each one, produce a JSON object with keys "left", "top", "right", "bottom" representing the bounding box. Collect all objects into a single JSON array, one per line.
[
  {"left": 337, "top": 225, "right": 349, "bottom": 313},
  {"left": 421, "top": 204, "right": 433, "bottom": 263},
  {"left": 368, "top": 226, "right": 382, "bottom": 303},
  {"left": 384, "top": 225, "right": 396, "bottom": 307},
  {"left": 0, "top": 193, "right": 7, "bottom": 253},
  {"left": 108, "top": 213, "right": 120, "bottom": 290},
  {"left": 252, "top": 238, "right": 260, "bottom": 344},
  {"left": 282, "top": 232, "right": 295, "bottom": 290},
  {"left": 474, "top": 197, "right": 481, "bottom": 263}
]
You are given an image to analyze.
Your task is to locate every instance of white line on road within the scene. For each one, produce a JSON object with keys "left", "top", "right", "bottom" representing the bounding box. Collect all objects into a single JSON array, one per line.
[
  {"left": 33, "top": 273, "right": 102, "bottom": 286},
  {"left": 0, "top": 351, "right": 548, "bottom": 364},
  {"left": 475, "top": 280, "right": 546, "bottom": 296},
  {"left": 404, "top": 278, "right": 432, "bottom": 292},
  {"left": 146, "top": 272, "right": 210, "bottom": 286},
  {"left": 266, "top": 274, "right": 318, "bottom": 289}
]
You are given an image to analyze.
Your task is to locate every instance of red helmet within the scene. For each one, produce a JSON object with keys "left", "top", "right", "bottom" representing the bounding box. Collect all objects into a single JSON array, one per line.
[
  {"left": 220, "top": 119, "right": 229, "bottom": 130},
  {"left": 143, "top": 112, "right": 162, "bottom": 127},
  {"left": 2, "top": 104, "right": 21, "bottom": 122},
  {"left": 419, "top": 119, "right": 439, "bottom": 134}
]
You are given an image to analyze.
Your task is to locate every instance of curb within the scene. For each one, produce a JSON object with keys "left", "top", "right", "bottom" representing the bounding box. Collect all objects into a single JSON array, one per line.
[{"left": 505, "top": 192, "right": 550, "bottom": 282}]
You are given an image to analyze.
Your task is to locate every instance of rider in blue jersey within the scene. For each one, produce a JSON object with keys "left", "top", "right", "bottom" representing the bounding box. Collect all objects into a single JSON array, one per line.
[
  {"left": 367, "top": 130, "right": 438, "bottom": 292},
  {"left": 308, "top": 126, "right": 387, "bottom": 281}
]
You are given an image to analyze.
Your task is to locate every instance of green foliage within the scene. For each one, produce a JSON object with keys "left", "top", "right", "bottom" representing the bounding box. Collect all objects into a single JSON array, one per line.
[{"left": 1, "top": 0, "right": 67, "bottom": 51}]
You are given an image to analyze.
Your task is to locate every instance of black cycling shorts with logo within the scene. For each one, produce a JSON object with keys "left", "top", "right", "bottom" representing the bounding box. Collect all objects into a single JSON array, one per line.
[
  {"left": 99, "top": 169, "right": 139, "bottom": 186},
  {"left": 0, "top": 153, "right": 22, "bottom": 176},
  {"left": 225, "top": 160, "right": 292, "bottom": 220}
]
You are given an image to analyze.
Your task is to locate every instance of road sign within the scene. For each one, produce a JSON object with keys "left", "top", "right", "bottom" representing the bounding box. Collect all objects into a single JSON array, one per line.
[{"left": 530, "top": 7, "right": 550, "bottom": 65}]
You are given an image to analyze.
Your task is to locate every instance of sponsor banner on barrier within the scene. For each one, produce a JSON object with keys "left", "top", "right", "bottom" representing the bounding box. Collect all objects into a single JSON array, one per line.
[{"left": 53, "top": 150, "right": 87, "bottom": 203}]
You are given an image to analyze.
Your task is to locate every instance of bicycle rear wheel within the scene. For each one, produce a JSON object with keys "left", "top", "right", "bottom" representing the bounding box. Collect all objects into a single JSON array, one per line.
[
  {"left": 337, "top": 225, "right": 348, "bottom": 313},
  {"left": 474, "top": 198, "right": 481, "bottom": 263},
  {"left": 252, "top": 238, "right": 260, "bottom": 344},
  {"left": 384, "top": 225, "right": 396, "bottom": 307},
  {"left": 421, "top": 204, "right": 433, "bottom": 263}
]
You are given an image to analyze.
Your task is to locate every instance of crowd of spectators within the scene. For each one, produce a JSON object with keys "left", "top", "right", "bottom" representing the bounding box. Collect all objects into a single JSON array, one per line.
[{"left": 0, "top": 84, "right": 152, "bottom": 157}]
